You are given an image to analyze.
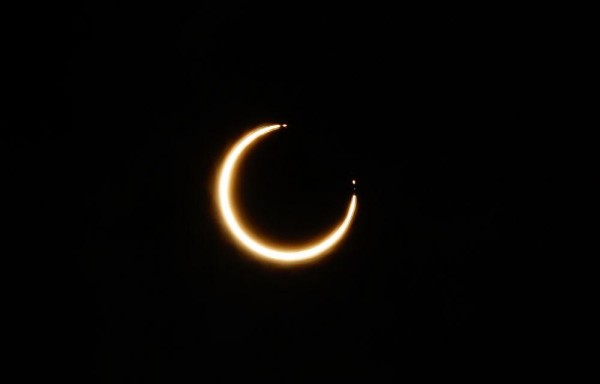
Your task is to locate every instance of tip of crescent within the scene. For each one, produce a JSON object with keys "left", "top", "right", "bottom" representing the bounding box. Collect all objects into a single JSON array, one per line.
[{"left": 281, "top": 124, "right": 287, "bottom": 127}]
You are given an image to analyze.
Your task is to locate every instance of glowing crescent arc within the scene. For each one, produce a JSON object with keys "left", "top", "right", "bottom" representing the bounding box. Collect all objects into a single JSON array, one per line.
[{"left": 216, "top": 124, "right": 357, "bottom": 263}]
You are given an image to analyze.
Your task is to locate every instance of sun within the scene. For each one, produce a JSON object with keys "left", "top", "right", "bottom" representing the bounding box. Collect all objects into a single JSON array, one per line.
[{"left": 216, "top": 124, "right": 357, "bottom": 264}]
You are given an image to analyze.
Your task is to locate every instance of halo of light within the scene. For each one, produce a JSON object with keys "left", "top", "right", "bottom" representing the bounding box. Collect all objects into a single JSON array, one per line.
[{"left": 216, "top": 124, "right": 357, "bottom": 263}]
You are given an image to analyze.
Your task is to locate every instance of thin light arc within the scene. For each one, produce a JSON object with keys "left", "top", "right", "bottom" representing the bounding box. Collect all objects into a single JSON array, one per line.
[{"left": 216, "top": 124, "right": 357, "bottom": 263}]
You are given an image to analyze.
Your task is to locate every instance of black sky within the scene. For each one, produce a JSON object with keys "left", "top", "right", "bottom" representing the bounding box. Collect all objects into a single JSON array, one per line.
[{"left": 14, "top": 3, "right": 555, "bottom": 382}]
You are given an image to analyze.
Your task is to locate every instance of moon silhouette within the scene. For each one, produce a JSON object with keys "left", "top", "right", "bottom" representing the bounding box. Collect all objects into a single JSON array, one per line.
[{"left": 216, "top": 124, "right": 357, "bottom": 263}]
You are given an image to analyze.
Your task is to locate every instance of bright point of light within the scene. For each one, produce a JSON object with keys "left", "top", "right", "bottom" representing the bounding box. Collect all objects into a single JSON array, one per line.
[
  {"left": 216, "top": 124, "right": 357, "bottom": 263},
  {"left": 352, "top": 179, "right": 356, "bottom": 185}
]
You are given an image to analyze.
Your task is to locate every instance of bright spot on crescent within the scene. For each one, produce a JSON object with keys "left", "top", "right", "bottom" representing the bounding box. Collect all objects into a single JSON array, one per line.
[{"left": 216, "top": 124, "right": 357, "bottom": 263}]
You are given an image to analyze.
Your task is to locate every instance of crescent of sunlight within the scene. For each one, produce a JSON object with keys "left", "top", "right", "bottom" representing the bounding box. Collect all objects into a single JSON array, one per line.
[{"left": 216, "top": 124, "right": 357, "bottom": 263}]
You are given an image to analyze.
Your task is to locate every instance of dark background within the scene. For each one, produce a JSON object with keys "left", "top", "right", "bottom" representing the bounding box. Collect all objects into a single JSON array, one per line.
[{"left": 14, "top": 2, "right": 557, "bottom": 382}]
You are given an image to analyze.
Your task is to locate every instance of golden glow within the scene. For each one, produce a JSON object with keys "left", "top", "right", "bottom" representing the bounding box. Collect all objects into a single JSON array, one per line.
[{"left": 216, "top": 124, "right": 357, "bottom": 263}]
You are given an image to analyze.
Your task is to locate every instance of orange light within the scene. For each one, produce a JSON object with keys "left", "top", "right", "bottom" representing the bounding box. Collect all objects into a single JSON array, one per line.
[{"left": 216, "top": 124, "right": 357, "bottom": 263}]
